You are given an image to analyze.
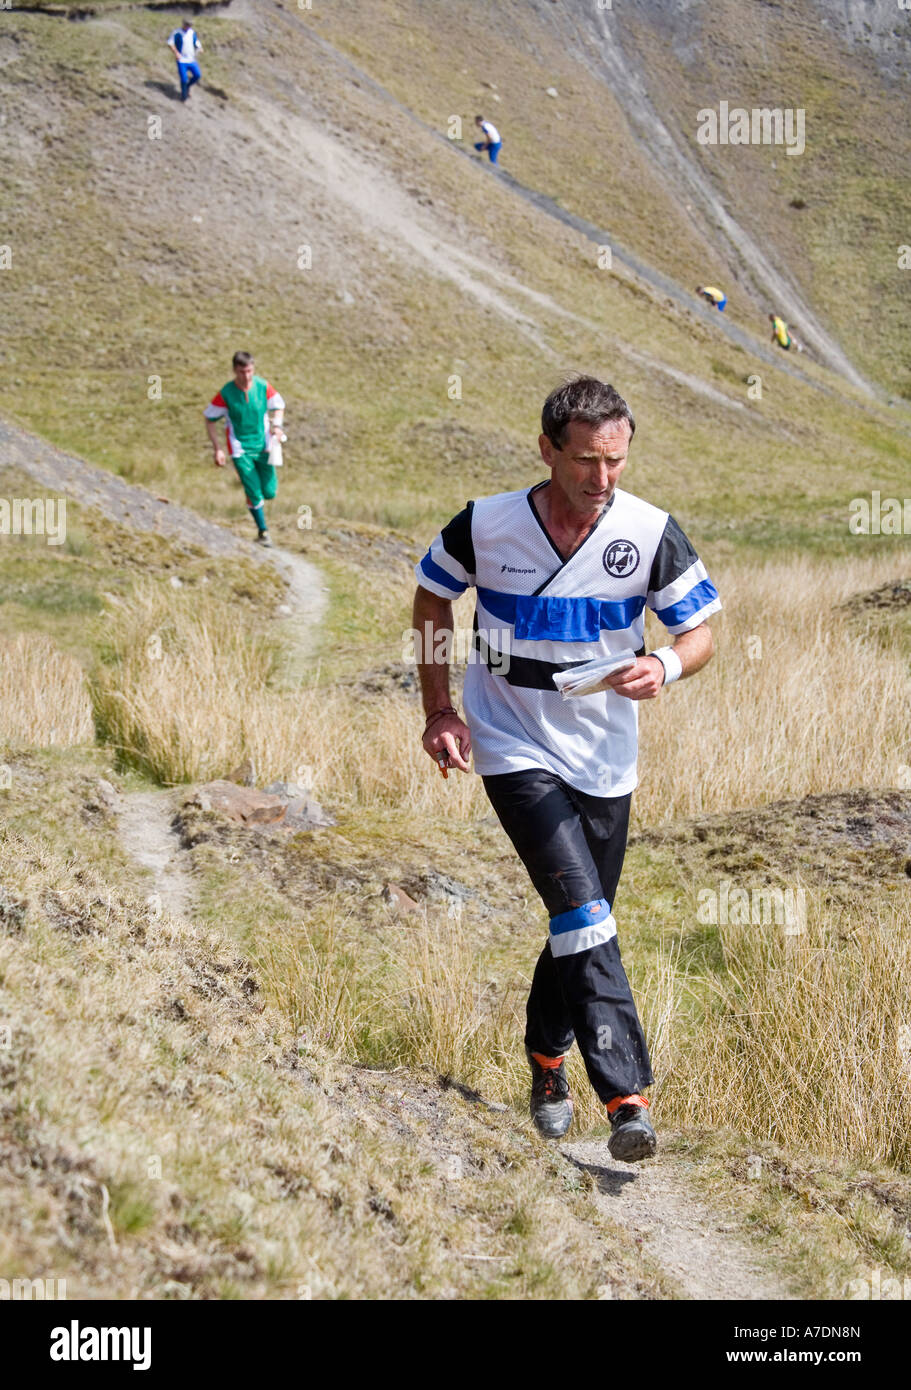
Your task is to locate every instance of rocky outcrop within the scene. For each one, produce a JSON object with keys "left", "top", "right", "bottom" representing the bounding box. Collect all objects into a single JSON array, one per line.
[{"left": 186, "top": 780, "right": 334, "bottom": 832}]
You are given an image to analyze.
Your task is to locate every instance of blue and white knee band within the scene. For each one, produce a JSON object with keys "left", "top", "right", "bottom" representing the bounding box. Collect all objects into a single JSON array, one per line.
[{"left": 548, "top": 898, "right": 617, "bottom": 958}]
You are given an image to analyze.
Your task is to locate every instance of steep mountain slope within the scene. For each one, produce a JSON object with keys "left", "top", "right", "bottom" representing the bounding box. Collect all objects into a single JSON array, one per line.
[
  {"left": 303, "top": 0, "right": 911, "bottom": 396},
  {"left": 1, "top": 0, "right": 909, "bottom": 560}
]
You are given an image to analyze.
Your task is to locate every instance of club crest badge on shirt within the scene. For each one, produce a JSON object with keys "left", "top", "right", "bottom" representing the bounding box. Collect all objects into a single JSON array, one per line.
[{"left": 602, "top": 539, "right": 640, "bottom": 578}]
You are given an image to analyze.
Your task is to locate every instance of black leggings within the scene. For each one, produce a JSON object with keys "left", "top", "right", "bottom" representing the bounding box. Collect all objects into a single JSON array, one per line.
[{"left": 483, "top": 768, "right": 654, "bottom": 1104}]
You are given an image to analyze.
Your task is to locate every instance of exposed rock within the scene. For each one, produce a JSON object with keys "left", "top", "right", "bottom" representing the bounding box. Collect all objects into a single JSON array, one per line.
[
  {"left": 399, "top": 870, "right": 487, "bottom": 914},
  {"left": 95, "top": 779, "right": 120, "bottom": 812},
  {"left": 382, "top": 883, "right": 421, "bottom": 914},
  {"left": 187, "top": 780, "right": 334, "bottom": 831},
  {"left": 840, "top": 579, "right": 911, "bottom": 615},
  {"left": 264, "top": 780, "right": 312, "bottom": 799},
  {"left": 283, "top": 797, "right": 335, "bottom": 830},
  {"left": 354, "top": 664, "right": 420, "bottom": 699}
]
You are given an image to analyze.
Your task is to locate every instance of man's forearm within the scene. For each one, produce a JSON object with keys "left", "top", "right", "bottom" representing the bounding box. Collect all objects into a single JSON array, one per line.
[
  {"left": 668, "top": 622, "right": 714, "bottom": 678},
  {"left": 205, "top": 420, "right": 222, "bottom": 451},
  {"left": 413, "top": 587, "right": 455, "bottom": 715}
]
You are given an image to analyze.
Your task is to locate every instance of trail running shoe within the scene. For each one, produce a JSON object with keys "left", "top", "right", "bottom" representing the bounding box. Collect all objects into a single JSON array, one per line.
[
  {"left": 526, "top": 1047, "right": 573, "bottom": 1139},
  {"left": 607, "top": 1094, "right": 657, "bottom": 1163},
  {"left": 256, "top": 530, "right": 273, "bottom": 547}
]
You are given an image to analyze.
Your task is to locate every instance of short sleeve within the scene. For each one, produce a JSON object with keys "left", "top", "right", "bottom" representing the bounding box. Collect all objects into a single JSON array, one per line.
[
  {"left": 414, "top": 502, "right": 476, "bottom": 598},
  {"left": 646, "top": 515, "right": 721, "bottom": 634}
]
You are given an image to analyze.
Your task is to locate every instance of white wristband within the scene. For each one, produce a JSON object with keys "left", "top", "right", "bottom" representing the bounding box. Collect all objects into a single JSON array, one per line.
[{"left": 651, "top": 646, "right": 682, "bottom": 685}]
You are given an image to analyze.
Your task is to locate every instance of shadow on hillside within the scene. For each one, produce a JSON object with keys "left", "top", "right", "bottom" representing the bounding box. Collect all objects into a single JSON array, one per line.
[
  {"left": 565, "top": 1154, "right": 639, "bottom": 1197},
  {"left": 145, "top": 81, "right": 182, "bottom": 103},
  {"left": 144, "top": 80, "right": 230, "bottom": 104}
]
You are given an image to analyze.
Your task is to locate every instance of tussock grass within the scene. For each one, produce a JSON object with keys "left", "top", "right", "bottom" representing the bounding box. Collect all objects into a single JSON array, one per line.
[
  {"left": 90, "top": 553, "right": 911, "bottom": 833},
  {"left": 92, "top": 583, "right": 305, "bottom": 786},
  {"left": 261, "top": 903, "right": 528, "bottom": 1095},
  {"left": 0, "top": 633, "right": 94, "bottom": 752},
  {"left": 638, "top": 553, "right": 911, "bottom": 824},
  {"left": 89, "top": 580, "right": 487, "bottom": 808},
  {"left": 658, "top": 894, "right": 911, "bottom": 1171},
  {"left": 261, "top": 868, "right": 911, "bottom": 1171}
]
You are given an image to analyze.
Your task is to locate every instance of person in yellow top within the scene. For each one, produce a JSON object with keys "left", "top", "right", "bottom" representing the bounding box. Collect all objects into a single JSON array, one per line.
[
  {"left": 696, "top": 285, "right": 727, "bottom": 311},
  {"left": 769, "top": 312, "right": 798, "bottom": 350}
]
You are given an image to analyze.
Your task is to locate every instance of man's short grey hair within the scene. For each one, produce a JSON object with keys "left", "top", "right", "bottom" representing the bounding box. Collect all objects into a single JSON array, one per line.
[{"left": 541, "top": 376, "right": 635, "bottom": 451}]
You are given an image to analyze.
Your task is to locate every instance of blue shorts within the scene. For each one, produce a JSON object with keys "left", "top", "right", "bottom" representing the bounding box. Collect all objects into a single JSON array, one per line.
[{"left": 474, "top": 140, "right": 502, "bottom": 164}]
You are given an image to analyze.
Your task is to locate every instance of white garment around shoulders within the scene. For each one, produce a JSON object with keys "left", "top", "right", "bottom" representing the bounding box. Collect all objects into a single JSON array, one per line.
[{"left": 170, "top": 29, "right": 200, "bottom": 61}]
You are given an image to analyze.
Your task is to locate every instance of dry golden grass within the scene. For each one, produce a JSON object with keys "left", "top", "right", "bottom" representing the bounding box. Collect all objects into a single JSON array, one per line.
[
  {"left": 261, "top": 869, "right": 911, "bottom": 1171},
  {"left": 638, "top": 552, "right": 910, "bottom": 824},
  {"left": 261, "top": 903, "right": 528, "bottom": 1094},
  {"left": 0, "top": 829, "right": 652, "bottom": 1300},
  {"left": 89, "top": 555, "right": 911, "bottom": 832},
  {"left": 0, "top": 633, "right": 95, "bottom": 752},
  {"left": 89, "top": 579, "right": 486, "bottom": 808},
  {"left": 657, "top": 893, "right": 911, "bottom": 1171},
  {"left": 331, "top": 551, "right": 910, "bottom": 826},
  {"left": 91, "top": 584, "right": 285, "bottom": 784}
]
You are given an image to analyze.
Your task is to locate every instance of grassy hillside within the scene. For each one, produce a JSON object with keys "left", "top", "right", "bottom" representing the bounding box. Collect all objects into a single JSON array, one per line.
[
  {"left": 2, "top": 0, "right": 911, "bottom": 1300},
  {"left": 1, "top": 0, "right": 909, "bottom": 550}
]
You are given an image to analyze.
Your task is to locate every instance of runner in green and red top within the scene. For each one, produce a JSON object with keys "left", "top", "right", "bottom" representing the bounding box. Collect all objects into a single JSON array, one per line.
[{"left": 204, "top": 350, "right": 286, "bottom": 546}]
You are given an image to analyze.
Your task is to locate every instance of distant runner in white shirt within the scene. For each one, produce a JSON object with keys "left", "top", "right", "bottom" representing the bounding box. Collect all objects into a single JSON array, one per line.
[
  {"left": 167, "top": 20, "right": 203, "bottom": 102},
  {"left": 474, "top": 115, "right": 502, "bottom": 164}
]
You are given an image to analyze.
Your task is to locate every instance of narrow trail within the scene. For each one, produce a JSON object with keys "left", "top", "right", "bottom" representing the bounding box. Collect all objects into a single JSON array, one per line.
[
  {"left": 0, "top": 414, "right": 329, "bottom": 922},
  {"left": 115, "top": 790, "right": 195, "bottom": 923},
  {"left": 270, "top": 547, "right": 329, "bottom": 684},
  {"left": 0, "top": 417, "right": 328, "bottom": 672},
  {"left": 565, "top": 1137, "right": 788, "bottom": 1301}
]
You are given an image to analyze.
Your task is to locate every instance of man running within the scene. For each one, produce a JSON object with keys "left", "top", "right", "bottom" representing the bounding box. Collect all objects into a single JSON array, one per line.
[
  {"left": 474, "top": 115, "right": 502, "bottom": 164},
  {"left": 696, "top": 285, "right": 727, "bottom": 311},
  {"left": 413, "top": 377, "right": 720, "bottom": 1161},
  {"left": 204, "top": 351, "right": 285, "bottom": 546},
  {"left": 167, "top": 20, "right": 202, "bottom": 102}
]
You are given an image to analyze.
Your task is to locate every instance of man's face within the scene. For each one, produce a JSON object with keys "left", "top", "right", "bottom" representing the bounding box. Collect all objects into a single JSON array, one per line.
[
  {"left": 538, "top": 418, "right": 631, "bottom": 519},
  {"left": 234, "top": 360, "right": 255, "bottom": 391}
]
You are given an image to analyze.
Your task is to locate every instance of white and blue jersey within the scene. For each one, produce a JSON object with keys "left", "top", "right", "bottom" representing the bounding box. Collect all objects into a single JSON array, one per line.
[
  {"left": 169, "top": 27, "right": 200, "bottom": 63},
  {"left": 415, "top": 482, "right": 721, "bottom": 797}
]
